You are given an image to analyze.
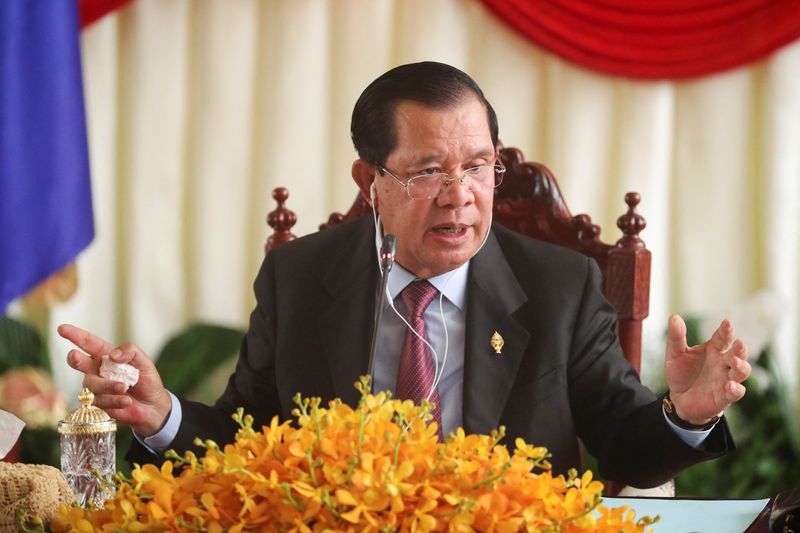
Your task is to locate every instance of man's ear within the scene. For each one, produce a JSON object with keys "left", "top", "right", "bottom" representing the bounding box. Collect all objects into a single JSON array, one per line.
[{"left": 352, "top": 159, "right": 377, "bottom": 207}]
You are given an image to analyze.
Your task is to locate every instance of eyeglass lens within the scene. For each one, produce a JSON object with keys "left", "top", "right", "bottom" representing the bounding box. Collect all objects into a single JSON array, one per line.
[{"left": 407, "top": 165, "right": 504, "bottom": 199}]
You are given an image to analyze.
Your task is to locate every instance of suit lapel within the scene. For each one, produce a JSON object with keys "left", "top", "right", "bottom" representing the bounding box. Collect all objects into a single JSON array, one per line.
[
  {"left": 314, "top": 219, "right": 530, "bottom": 423},
  {"left": 463, "top": 228, "right": 530, "bottom": 435},
  {"left": 317, "top": 218, "right": 379, "bottom": 407}
]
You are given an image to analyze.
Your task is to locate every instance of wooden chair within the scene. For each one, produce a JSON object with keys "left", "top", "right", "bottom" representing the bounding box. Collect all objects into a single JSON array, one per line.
[{"left": 264, "top": 146, "right": 651, "bottom": 373}]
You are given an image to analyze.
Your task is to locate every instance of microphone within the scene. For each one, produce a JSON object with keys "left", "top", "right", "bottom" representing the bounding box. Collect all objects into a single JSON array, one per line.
[
  {"left": 367, "top": 234, "right": 396, "bottom": 390},
  {"left": 379, "top": 234, "right": 396, "bottom": 273}
]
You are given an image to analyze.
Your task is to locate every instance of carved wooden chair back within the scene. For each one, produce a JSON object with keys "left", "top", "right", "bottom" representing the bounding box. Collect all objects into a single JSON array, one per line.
[{"left": 264, "top": 146, "right": 651, "bottom": 373}]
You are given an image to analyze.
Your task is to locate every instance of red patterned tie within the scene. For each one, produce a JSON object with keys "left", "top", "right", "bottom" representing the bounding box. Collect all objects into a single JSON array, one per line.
[{"left": 395, "top": 280, "right": 443, "bottom": 435}]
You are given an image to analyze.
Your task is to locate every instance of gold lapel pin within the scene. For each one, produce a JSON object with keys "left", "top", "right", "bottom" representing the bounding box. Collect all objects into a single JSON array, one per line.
[{"left": 490, "top": 331, "right": 504, "bottom": 355}]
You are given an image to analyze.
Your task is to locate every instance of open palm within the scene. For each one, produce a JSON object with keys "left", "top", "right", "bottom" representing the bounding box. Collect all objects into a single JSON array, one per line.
[{"left": 664, "top": 315, "right": 750, "bottom": 424}]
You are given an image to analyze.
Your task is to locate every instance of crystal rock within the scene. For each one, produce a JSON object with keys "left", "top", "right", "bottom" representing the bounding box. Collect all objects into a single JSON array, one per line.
[{"left": 99, "top": 356, "right": 139, "bottom": 390}]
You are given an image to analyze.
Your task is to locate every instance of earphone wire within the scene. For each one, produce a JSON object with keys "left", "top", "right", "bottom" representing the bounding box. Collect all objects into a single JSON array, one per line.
[
  {"left": 427, "top": 211, "right": 492, "bottom": 400},
  {"left": 371, "top": 184, "right": 385, "bottom": 273},
  {"left": 427, "top": 274, "right": 452, "bottom": 401},
  {"left": 371, "top": 186, "right": 442, "bottom": 402},
  {"left": 370, "top": 178, "right": 495, "bottom": 416}
]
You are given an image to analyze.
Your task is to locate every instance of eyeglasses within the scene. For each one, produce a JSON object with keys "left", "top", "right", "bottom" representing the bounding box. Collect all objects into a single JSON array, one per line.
[{"left": 377, "top": 159, "right": 506, "bottom": 200}]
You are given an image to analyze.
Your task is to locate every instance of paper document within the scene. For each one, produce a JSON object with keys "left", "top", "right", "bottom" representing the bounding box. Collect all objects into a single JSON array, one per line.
[
  {"left": 602, "top": 496, "right": 769, "bottom": 532},
  {"left": 0, "top": 409, "right": 24, "bottom": 459}
]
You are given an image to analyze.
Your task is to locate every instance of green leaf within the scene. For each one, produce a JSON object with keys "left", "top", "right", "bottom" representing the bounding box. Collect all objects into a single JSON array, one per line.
[
  {"left": 19, "top": 427, "right": 59, "bottom": 467},
  {"left": 675, "top": 348, "right": 800, "bottom": 498},
  {"left": 682, "top": 315, "right": 702, "bottom": 347},
  {"left": 0, "top": 316, "right": 49, "bottom": 374},
  {"left": 115, "top": 426, "right": 133, "bottom": 476},
  {"left": 764, "top": 349, "right": 800, "bottom": 456},
  {"left": 154, "top": 323, "right": 244, "bottom": 398}
]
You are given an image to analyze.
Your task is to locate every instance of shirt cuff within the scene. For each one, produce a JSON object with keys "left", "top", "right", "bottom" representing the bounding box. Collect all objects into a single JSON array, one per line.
[
  {"left": 662, "top": 403, "right": 715, "bottom": 448},
  {"left": 133, "top": 391, "right": 182, "bottom": 453}
]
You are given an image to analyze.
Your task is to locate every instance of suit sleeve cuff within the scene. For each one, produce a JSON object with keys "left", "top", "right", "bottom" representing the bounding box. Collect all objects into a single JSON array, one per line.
[
  {"left": 662, "top": 403, "right": 715, "bottom": 448},
  {"left": 133, "top": 391, "right": 182, "bottom": 452}
]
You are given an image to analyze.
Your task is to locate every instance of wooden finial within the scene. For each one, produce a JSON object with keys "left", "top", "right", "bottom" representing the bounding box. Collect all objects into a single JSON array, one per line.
[
  {"left": 572, "top": 213, "right": 602, "bottom": 247},
  {"left": 265, "top": 187, "right": 297, "bottom": 255},
  {"left": 616, "top": 192, "right": 647, "bottom": 249}
]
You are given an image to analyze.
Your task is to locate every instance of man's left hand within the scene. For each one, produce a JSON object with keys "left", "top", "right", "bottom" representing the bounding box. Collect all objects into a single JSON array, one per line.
[{"left": 664, "top": 314, "right": 751, "bottom": 425}]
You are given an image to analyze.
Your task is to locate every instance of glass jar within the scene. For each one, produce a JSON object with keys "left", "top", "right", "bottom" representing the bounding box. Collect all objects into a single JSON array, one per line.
[{"left": 58, "top": 388, "right": 116, "bottom": 508}]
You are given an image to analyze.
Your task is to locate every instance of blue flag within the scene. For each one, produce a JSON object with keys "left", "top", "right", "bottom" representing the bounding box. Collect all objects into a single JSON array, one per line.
[{"left": 0, "top": 1, "right": 94, "bottom": 312}]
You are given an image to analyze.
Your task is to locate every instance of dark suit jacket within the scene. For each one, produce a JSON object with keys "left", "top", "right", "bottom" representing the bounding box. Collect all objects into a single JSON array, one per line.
[{"left": 129, "top": 216, "right": 733, "bottom": 487}]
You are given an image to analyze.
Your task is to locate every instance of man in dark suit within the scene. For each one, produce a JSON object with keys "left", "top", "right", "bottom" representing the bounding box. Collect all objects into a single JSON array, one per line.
[{"left": 60, "top": 62, "right": 751, "bottom": 488}]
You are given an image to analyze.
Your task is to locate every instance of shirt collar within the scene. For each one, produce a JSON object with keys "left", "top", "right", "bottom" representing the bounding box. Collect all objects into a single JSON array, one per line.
[{"left": 374, "top": 218, "right": 469, "bottom": 311}]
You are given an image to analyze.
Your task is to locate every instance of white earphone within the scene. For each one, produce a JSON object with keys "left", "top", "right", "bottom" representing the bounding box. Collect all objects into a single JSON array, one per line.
[{"left": 369, "top": 175, "right": 493, "bottom": 408}]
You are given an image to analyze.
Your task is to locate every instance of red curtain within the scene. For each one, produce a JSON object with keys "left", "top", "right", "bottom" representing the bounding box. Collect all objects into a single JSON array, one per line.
[
  {"left": 78, "top": 0, "right": 132, "bottom": 28},
  {"left": 478, "top": 0, "right": 800, "bottom": 79}
]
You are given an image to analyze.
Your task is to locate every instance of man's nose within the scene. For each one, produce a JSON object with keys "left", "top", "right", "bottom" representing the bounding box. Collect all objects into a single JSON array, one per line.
[{"left": 435, "top": 175, "right": 474, "bottom": 207}]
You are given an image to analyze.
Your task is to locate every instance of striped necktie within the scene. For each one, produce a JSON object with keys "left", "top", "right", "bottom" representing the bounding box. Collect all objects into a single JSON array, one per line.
[{"left": 395, "top": 280, "right": 442, "bottom": 436}]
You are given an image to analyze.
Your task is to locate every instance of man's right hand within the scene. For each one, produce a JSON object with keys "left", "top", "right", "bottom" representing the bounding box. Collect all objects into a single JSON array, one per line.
[{"left": 58, "top": 323, "right": 172, "bottom": 437}]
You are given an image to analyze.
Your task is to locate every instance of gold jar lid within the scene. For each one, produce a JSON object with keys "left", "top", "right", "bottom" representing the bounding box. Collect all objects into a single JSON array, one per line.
[{"left": 58, "top": 388, "right": 117, "bottom": 435}]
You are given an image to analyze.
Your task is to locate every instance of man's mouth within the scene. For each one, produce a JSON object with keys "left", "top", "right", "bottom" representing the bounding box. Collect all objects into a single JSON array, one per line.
[{"left": 431, "top": 224, "right": 468, "bottom": 234}]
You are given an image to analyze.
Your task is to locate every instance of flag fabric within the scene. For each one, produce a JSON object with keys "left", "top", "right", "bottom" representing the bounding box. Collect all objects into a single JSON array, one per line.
[
  {"left": 0, "top": 0, "right": 94, "bottom": 313},
  {"left": 78, "top": 0, "right": 133, "bottom": 28}
]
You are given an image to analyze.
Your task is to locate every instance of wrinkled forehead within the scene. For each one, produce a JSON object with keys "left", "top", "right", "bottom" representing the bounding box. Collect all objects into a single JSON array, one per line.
[{"left": 387, "top": 96, "right": 493, "bottom": 164}]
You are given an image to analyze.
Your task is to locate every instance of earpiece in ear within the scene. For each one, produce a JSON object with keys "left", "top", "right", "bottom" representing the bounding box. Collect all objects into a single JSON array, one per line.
[{"left": 369, "top": 182, "right": 376, "bottom": 205}]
